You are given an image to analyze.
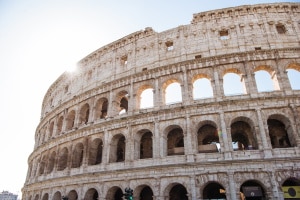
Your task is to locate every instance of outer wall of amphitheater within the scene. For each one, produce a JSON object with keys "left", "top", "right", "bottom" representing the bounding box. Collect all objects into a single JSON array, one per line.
[{"left": 22, "top": 3, "right": 300, "bottom": 200}]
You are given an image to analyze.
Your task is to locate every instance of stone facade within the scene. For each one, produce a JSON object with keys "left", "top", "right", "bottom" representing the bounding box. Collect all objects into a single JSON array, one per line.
[{"left": 22, "top": 2, "right": 300, "bottom": 200}]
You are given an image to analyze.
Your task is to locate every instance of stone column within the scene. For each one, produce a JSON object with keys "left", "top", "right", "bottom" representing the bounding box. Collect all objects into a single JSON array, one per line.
[
  {"left": 185, "top": 115, "right": 196, "bottom": 162},
  {"left": 228, "top": 172, "right": 237, "bottom": 200},
  {"left": 154, "top": 78, "right": 161, "bottom": 109},
  {"left": 189, "top": 176, "right": 197, "bottom": 200},
  {"left": 219, "top": 111, "right": 231, "bottom": 159},
  {"left": 181, "top": 68, "right": 190, "bottom": 105},
  {"left": 128, "top": 78, "right": 134, "bottom": 115},
  {"left": 213, "top": 69, "right": 224, "bottom": 98},
  {"left": 126, "top": 123, "right": 134, "bottom": 161},
  {"left": 243, "top": 62, "right": 258, "bottom": 96},
  {"left": 256, "top": 108, "right": 272, "bottom": 157},
  {"left": 153, "top": 118, "right": 160, "bottom": 158},
  {"left": 102, "top": 130, "right": 109, "bottom": 164}
]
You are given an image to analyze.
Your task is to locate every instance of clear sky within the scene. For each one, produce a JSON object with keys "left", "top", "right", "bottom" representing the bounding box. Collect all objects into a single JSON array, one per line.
[{"left": 0, "top": 0, "right": 299, "bottom": 197}]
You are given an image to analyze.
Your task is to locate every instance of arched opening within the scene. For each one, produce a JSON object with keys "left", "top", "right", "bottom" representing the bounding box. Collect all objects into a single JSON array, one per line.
[
  {"left": 223, "top": 72, "right": 246, "bottom": 96},
  {"left": 71, "top": 142, "right": 84, "bottom": 168},
  {"left": 267, "top": 118, "right": 292, "bottom": 148},
  {"left": 42, "top": 193, "right": 48, "bottom": 200},
  {"left": 57, "top": 147, "right": 68, "bottom": 171},
  {"left": 110, "top": 134, "right": 126, "bottom": 163},
  {"left": 140, "top": 88, "right": 154, "bottom": 109},
  {"left": 66, "top": 110, "right": 76, "bottom": 130},
  {"left": 164, "top": 81, "right": 182, "bottom": 105},
  {"left": 117, "top": 91, "right": 129, "bottom": 115},
  {"left": 38, "top": 155, "right": 47, "bottom": 175},
  {"left": 197, "top": 124, "right": 220, "bottom": 153},
  {"left": 67, "top": 190, "right": 78, "bottom": 200},
  {"left": 169, "top": 184, "right": 188, "bottom": 200},
  {"left": 95, "top": 98, "right": 108, "bottom": 119},
  {"left": 231, "top": 120, "right": 257, "bottom": 150},
  {"left": 287, "top": 68, "right": 300, "bottom": 90},
  {"left": 140, "top": 186, "right": 153, "bottom": 200},
  {"left": 282, "top": 178, "right": 300, "bottom": 199},
  {"left": 79, "top": 103, "right": 90, "bottom": 125},
  {"left": 88, "top": 138, "right": 103, "bottom": 165},
  {"left": 46, "top": 151, "right": 56, "bottom": 173},
  {"left": 240, "top": 180, "right": 266, "bottom": 200},
  {"left": 254, "top": 70, "right": 275, "bottom": 92},
  {"left": 34, "top": 194, "right": 39, "bottom": 200},
  {"left": 52, "top": 191, "right": 61, "bottom": 200},
  {"left": 84, "top": 188, "right": 98, "bottom": 200},
  {"left": 106, "top": 187, "right": 123, "bottom": 200},
  {"left": 203, "top": 182, "right": 226, "bottom": 200},
  {"left": 167, "top": 127, "right": 184, "bottom": 156},
  {"left": 140, "top": 131, "right": 153, "bottom": 159},
  {"left": 193, "top": 77, "right": 213, "bottom": 99}
]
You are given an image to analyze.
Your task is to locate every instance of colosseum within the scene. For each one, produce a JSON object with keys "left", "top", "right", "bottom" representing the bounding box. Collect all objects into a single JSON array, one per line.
[{"left": 22, "top": 2, "right": 300, "bottom": 200}]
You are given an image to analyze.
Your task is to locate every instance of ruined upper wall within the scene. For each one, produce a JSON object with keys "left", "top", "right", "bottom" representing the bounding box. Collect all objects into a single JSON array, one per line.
[{"left": 41, "top": 2, "right": 300, "bottom": 119}]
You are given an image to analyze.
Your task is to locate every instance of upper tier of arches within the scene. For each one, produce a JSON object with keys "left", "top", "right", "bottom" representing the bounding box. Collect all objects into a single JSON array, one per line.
[{"left": 41, "top": 2, "right": 300, "bottom": 117}]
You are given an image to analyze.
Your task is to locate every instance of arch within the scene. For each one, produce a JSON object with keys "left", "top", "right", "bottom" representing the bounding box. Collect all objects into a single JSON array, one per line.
[
  {"left": 240, "top": 180, "right": 267, "bottom": 200},
  {"left": 66, "top": 110, "right": 76, "bottom": 130},
  {"left": 79, "top": 103, "right": 90, "bottom": 125},
  {"left": 109, "top": 134, "right": 126, "bottom": 162},
  {"left": 84, "top": 188, "right": 98, "bottom": 200},
  {"left": 163, "top": 79, "right": 182, "bottom": 105},
  {"left": 138, "top": 86, "right": 154, "bottom": 109},
  {"left": 223, "top": 70, "right": 246, "bottom": 96},
  {"left": 67, "top": 190, "right": 78, "bottom": 200},
  {"left": 138, "top": 130, "right": 153, "bottom": 159},
  {"left": 231, "top": 117, "right": 258, "bottom": 150},
  {"left": 202, "top": 181, "right": 226, "bottom": 199},
  {"left": 267, "top": 114, "right": 294, "bottom": 148},
  {"left": 34, "top": 194, "right": 39, "bottom": 200},
  {"left": 168, "top": 183, "right": 188, "bottom": 200},
  {"left": 254, "top": 70, "right": 275, "bottom": 92},
  {"left": 52, "top": 191, "right": 62, "bottom": 200},
  {"left": 38, "top": 155, "right": 47, "bottom": 175},
  {"left": 57, "top": 147, "right": 68, "bottom": 171},
  {"left": 42, "top": 193, "right": 48, "bottom": 200},
  {"left": 88, "top": 138, "right": 103, "bottom": 165},
  {"left": 286, "top": 68, "right": 300, "bottom": 90},
  {"left": 71, "top": 142, "right": 84, "bottom": 168},
  {"left": 95, "top": 97, "right": 108, "bottom": 119},
  {"left": 197, "top": 123, "right": 220, "bottom": 153},
  {"left": 166, "top": 126, "right": 184, "bottom": 156},
  {"left": 192, "top": 74, "right": 213, "bottom": 99},
  {"left": 139, "top": 185, "right": 154, "bottom": 200},
  {"left": 116, "top": 91, "right": 129, "bottom": 115},
  {"left": 46, "top": 151, "right": 56, "bottom": 173},
  {"left": 106, "top": 186, "right": 123, "bottom": 200}
]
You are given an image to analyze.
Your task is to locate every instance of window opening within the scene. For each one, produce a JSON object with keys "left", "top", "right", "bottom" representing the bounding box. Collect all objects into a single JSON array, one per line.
[
  {"left": 219, "top": 30, "right": 229, "bottom": 40},
  {"left": 165, "top": 41, "right": 174, "bottom": 51},
  {"left": 255, "top": 70, "right": 274, "bottom": 92},
  {"left": 193, "top": 78, "right": 213, "bottom": 99},
  {"left": 140, "top": 88, "right": 154, "bottom": 109},
  {"left": 276, "top": 24, "right": 286, "bottom": 34},
  {"left": 165, "top": 82, "right": 182, "bottom": 104},
  {"left": 121, "top": 56, "right": 128, "bottom": 66},
  {"left": 287, "top": 69, "right": 300, "bottom": 90},
  {"left": 223, "top": 73, "right": 246, "bottom": 96}
]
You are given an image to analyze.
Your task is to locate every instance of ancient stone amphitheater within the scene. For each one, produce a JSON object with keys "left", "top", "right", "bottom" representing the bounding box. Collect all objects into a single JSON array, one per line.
[{"left": 22, "top": 2, "right": 300, "bottom": 200}]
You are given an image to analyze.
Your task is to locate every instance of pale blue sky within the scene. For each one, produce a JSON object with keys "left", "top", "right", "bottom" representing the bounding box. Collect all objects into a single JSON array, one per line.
[{"left": 0, "top": 0, "right": 299, "bottom": 197}]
